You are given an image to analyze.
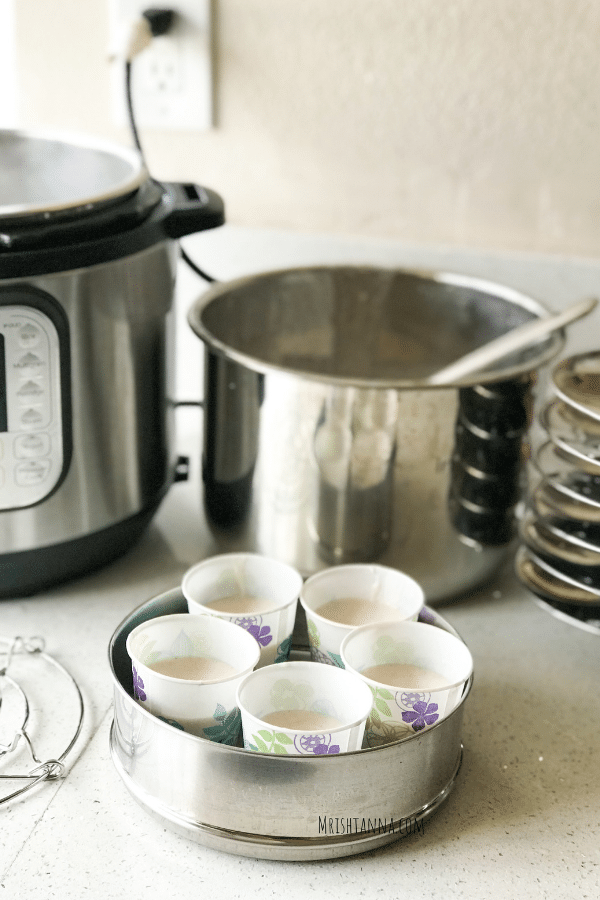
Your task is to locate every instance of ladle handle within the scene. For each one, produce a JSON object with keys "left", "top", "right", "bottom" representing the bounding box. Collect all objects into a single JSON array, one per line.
[{"left": 427, "top": 296, "right": 598, "bottom": 386}]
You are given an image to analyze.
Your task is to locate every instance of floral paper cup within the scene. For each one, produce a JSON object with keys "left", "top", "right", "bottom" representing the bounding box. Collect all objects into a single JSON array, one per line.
[
  {"left": 237, "top": 660, "right": 373, "bottom": 756},
  {"left": 299, "top": 564, "right": 424, "bottom": 667},
  {"left": 126, "top": 613, "right": 260, "bottom": 743},
  {"left": 340, "top": 620, "right": 473, "bottom": 747},
  {"left": 182, "top": 553, "right": 302, "bottom": 667}
]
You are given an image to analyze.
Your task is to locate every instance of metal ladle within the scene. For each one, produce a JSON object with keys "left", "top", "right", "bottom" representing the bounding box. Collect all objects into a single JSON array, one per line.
[{"left": 428, "top": 296, "right": 598, "bottom": 386}]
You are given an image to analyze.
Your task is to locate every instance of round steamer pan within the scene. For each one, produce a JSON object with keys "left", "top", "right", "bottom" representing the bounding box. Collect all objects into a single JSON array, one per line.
[{"left": 109, "top": 588, "right": 472, "bottom": 861}]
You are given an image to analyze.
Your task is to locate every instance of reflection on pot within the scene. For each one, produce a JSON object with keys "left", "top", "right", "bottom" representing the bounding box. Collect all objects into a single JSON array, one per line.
[
  {"left": 202, "top": 353, "right": 264, "bottom": 529},
  {"left": 449, "top": 379, "right": 532, "bottom": 546},
  {"left": 313, "top": 388, "right": 398, "bottom": 562}
]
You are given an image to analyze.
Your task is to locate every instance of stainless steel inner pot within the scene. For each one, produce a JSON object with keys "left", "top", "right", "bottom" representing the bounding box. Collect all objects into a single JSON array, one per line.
[
  {"left": 0, "top": 129, "right": 146, "bottom": 218},
  {"left": 188, "top": 266, "right": 564, "bottom": 603}
]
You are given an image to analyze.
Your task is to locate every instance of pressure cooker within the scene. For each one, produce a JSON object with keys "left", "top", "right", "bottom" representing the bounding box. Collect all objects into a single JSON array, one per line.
[{"left": 0, "top": 130, "right": 223, "bottom": 597}]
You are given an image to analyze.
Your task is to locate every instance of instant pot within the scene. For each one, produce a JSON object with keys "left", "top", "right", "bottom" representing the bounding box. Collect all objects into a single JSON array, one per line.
[{"left": 0, "top": 130, "right": 223, "bottom": 597}]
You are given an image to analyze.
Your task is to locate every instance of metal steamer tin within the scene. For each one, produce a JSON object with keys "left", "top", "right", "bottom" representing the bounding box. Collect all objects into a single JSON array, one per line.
[{"left": 109, "top": 588, "right": 472, "bottom": 861}]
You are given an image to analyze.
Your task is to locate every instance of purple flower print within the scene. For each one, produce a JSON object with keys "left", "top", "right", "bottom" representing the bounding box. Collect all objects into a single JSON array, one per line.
[
  {"left": 298, "top": 733, "right": 327, "bottom": 753},
  {"left": 234, "top": 616, "right": 273, "bottom": 647},
  {"left": 402, "top": 700, "right": 439, "bottom": 731},
  {"left": 246, "top": 623, "right": 272, "bottom": 647},
  {"left": 296, "top": 733, "right": 340, "bottom": 755},
  {"left": 132, "top": 665, "right": 146, "bottom": 701},
  {"left": 313, "top": 743, "right": 340, "bottom": 755},
  {"left": 400, "top": 691, "right": 425, "bottom": 709}
]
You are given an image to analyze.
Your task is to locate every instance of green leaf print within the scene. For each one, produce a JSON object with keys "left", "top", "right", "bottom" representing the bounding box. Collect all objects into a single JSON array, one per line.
[
  {"left": 328, "top": 651, "right": 344, "bottom": 668},
  {"left": 248, "top": 728, "right": 293, "bottom": 755},
  {"left": 375, "top": 698, "right": 392, "bottom": 717},
  {"left": 307, "top": 618, "right": 320, "bottom": 648},
  {"left": 202, "top": 705, "right": 242, "bottom": 745},
  {"left": 377, "top": 688, "right": 394, "bottom": 700},
  {"left": 367, "top": 687, "right": 394, "bottom": 721},
  {"left": 274, "top": 635, "right": 293, "bottom": 664},
  {"left": 252, "top": 734, "right": 268, "bottom": 752}
]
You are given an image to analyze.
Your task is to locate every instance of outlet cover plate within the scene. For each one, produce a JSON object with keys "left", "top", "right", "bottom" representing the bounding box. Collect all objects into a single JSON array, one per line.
[{"left": 109, "top": 0, "right": 213, "bottom": 131}]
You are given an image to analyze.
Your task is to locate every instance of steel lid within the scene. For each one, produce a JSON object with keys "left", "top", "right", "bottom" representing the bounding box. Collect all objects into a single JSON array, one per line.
[{"left": 0, "top": 130, "right": 148, "bottom": 222}]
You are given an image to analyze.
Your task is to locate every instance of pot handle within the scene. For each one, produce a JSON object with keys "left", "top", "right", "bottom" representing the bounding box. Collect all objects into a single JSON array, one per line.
[{"left": 161, "top": 182, "right": 225, "bottom": 239}]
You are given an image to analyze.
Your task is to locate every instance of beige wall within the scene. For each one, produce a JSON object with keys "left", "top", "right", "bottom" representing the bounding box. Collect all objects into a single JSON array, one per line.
[{"left": 13, "top": 0, "right": 600, "bottom": 257}]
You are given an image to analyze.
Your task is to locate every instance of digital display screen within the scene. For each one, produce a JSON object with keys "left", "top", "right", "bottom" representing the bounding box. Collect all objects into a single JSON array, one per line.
[{"left": 0, "top": 333, "right": 6, "bottom": 433}]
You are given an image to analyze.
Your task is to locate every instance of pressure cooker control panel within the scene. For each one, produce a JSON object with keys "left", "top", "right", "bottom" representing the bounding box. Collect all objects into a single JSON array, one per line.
[{"left": 0, "top": 291, "right": 70, "bottom": 511}]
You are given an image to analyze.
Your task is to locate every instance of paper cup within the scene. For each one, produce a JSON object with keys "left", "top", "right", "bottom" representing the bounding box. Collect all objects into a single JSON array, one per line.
[
  {"left": 182, "top": 553, "right": 303, "bottom": 667},
  {"left": 126, "top": 613, "right": 260, "bottom": 743},
  {"left": 299, "top": 564, "right": 424, "bottom": 667},
  {"left": 340, "top": 620, "right": 473, "bottom": 747},
  {"left": 237, "top": 660, "right": 373, "bottom": 756}
]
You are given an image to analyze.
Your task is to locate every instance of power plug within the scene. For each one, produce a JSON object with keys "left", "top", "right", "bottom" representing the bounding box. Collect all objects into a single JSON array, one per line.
[{"left": 108, "top": 0, "right": 213, "bottom": 131}]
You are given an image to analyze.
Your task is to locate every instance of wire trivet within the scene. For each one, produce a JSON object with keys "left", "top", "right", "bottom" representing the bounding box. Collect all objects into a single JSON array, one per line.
[{"left": 0, "top": 635, "right": 84, "bottom": 804}]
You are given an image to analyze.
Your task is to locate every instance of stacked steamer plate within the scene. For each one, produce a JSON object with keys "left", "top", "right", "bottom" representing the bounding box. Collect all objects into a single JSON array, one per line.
[
  {"left": 517, "top": 352, "right": 600, "bottom": 633},
  {"left": 450, "top": 380, "right": 530, "bottom": 547}
]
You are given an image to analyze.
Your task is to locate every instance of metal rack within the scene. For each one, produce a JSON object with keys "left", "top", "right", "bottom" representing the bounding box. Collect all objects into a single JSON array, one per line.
[
  {"left": 0, "top": 635, "right": 84, "bottom": 804},
  {"left": 518, "top": 351, "right": 600, "bottom": 632}
]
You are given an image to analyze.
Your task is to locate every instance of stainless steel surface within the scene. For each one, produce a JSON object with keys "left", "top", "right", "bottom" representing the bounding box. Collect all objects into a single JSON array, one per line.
[
  {"left": 188, "top": 265, "right": 563, "bottom": 602},
  {"left": 428, "top": 296, "right": 596, "bottom": 385},
  {"left": 0, "top": 243, "right": 177, "bottom": 554},
  {"left": 552, "top": 350, "right": 600, "bottom": 422},
  {"left": 109, "top": 587, "right": 472, "bottom": 861},
  {"left": 516, "top": 544, "right": 600, "bottom": 605},
  {"left": 518, "top": 352, "right": 600, "bottom": 613},
  {"left": 535, "top": 439, "right": 600, "bottom": 478},
  {"left": 0, "top": 130, "right": 146, "bottom": 218},
  {"left": 520, "top": 509, "right": 600, "bottom": 567},
  {"left": 530, "top": 478, "right": 600, "bottom": 522},
  {"left": 540, "top": 400, "right": 600, "bottom": 462},
  {"left": 531, "top": 595, "right": 600, "bottom": 635}
]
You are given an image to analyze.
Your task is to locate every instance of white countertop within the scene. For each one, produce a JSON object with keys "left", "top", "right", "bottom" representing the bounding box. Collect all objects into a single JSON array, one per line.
[{"left": 1, "top": 228, "right": 599, "bottom": 898}]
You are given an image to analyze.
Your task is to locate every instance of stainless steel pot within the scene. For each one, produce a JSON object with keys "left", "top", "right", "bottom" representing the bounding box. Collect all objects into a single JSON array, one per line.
[
  {"left": 109, "top": 587, "right": 472, "bottom": 860},
  {"left": 188, "top": 266, "right": 563, "bottom": 603},
  {"left": 0, "top": 131, "right": 223, "bottom": 596}
]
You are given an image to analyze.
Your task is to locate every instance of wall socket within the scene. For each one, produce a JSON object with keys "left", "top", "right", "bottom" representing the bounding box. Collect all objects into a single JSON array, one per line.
[{"left": 109, "top": 0, "right": 213, "bottom": 131}]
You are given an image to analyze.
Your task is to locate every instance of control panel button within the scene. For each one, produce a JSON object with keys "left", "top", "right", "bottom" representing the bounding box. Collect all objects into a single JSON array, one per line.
[
  {"left": 14, "top": 433, "right": 50, "bottom": 458},
  {"left": 17, "top": 380, "right": 44, "bottom": 400},
  {"left": 20, "top": 408, "right": 44, "bottom": 428},
  {"left": 19, "top": 323, "right": 41, "bottom": 348},
  {"left": 14, "top": 352, "right": 44, "bottom": 374},
  {"left": 15, "top": 459, "right": 51, "bottom": 486},
  {"left": 0, "top": 298, "right": 67, "bottom": 510}
]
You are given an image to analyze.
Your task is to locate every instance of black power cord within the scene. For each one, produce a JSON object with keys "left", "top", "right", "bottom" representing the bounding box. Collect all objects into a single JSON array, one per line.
[{"left": 124, "top": 8, "right": 218, "bottom": 284}]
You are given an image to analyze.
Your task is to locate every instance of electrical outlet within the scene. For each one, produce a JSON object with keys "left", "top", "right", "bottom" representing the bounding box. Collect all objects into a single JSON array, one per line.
[{"left": 109, "top": 0, "right": 213, "bottom": 131}]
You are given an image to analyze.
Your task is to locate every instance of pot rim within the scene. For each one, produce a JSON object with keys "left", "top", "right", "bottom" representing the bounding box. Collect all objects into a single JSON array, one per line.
[
  {"left": 0, "top": 128, "right": 148, "bottom": 219},
  {"left": 188, "top": 264, "right": 564, "bottom": 389}
]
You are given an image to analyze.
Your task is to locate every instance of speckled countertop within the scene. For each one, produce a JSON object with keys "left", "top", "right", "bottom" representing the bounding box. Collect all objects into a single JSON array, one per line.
[{"left": 0, "top": 228, "right": 599, "bottom": 898}]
